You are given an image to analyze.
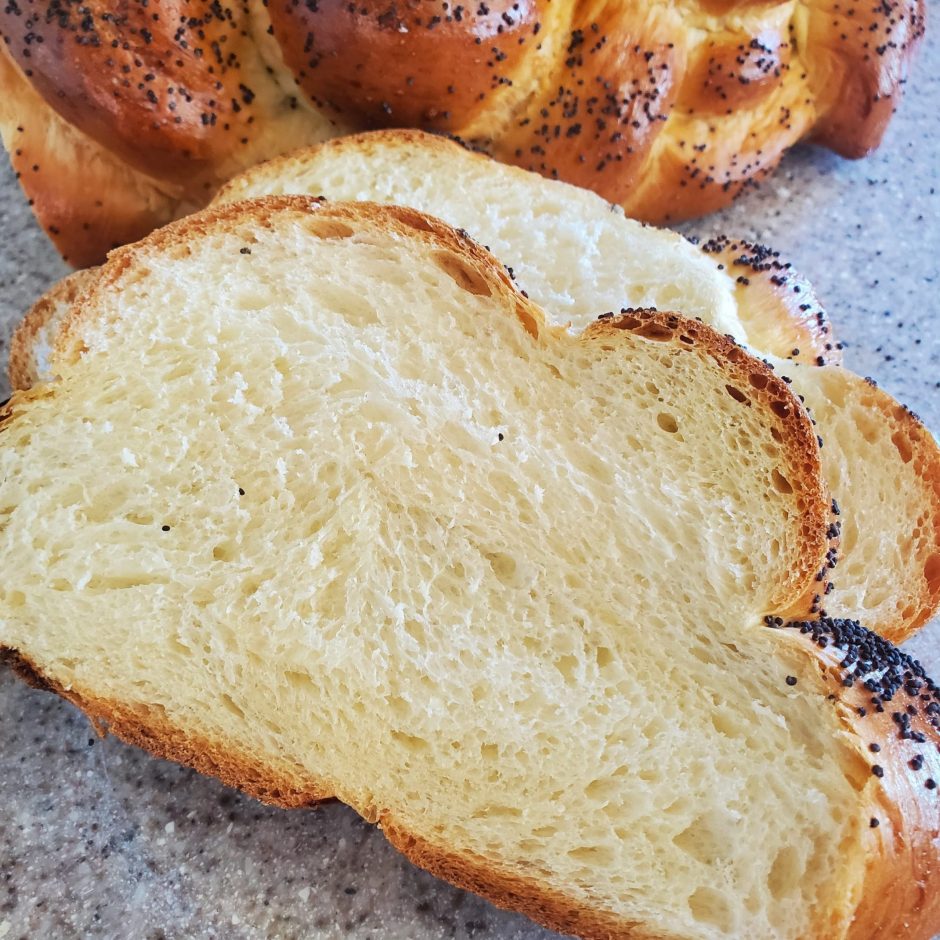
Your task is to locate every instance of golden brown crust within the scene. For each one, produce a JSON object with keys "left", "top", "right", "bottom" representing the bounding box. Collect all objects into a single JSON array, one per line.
[
  {"left": 381, "top": 820, "right": 654, "bottom": 940},
  {"left": 268, "top": 0, "right": 541, "bottom": 130},
  {"left": 489, "top": 4, "right": 683, "bottom": 207},
  {"left": 803, "top": 0, "right": 927, "bottom": 158},
  {"left": 697, "top": 235, "right": 841, "bottom": 367},
  {"left": 0, "top": 44, "right": 180, "bottom": 268},
  {"left": 769, "top": 620, "right": 940, "bottom": 940},
  {"left": 8, "top": 267, "right": 98, "bottom": 390},
  {"left": 1, "top": 0, "right": 287, "bottom": 187},
  {"left": 0, "top": 648, "right": 331, "bottom": 808},
  {"left": 0, "top": 0, "right": 926, "bottom": 260}
]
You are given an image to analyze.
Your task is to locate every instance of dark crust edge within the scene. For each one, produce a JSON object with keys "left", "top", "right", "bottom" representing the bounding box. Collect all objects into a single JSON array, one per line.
[{"left": 0, "top": 647, "right": 332, "bottom": 808}]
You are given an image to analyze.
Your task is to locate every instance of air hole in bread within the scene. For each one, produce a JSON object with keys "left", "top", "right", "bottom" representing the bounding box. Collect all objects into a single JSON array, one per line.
[
  {"left": 304, "top": 219, "right": 355, "bottom": 239},
  {"left": 220, "top": 693, "right": 246, "bottom": 720},
  {"left": 688, "top": 887, "right": 734, "bottom": 931},
  {"left": 485, "top": 551, "right": 517, "bottom": 586},
  {"left": 473, "top": 804, "right": 523, "bottom": 820},
  {"left": 769, "top": 400, "right": 791, "bottom": 419},
  {"left": 768, "top": 845, "right": 802, "bottom": 900},
  {"left": 386, "top": 695, "right": 409, "bottom": 719},
  {"left": 748, "top": 372, "right": 769, "bottom": 390},
  {"left": 673, "top": 815, "right": 727, "bottom": 865},
  {"left": 431, "top": 250, "right": 492, "bottom": 297},
  {"left": 725, "top": 385, "right": 750, "bottom": 405},
  {"left": 633, "top": 321, "right": 675, "bottom": 342},
  {"left": 392, "top": 731, "right": 430, "bottom": 753},
  {"left": 771, "top": 469, "right": 793, "bottom": 495},
  {"left": 891, "top": 429, "right": 914, "bottom": 464},
  {"left": 233, "top": 291, "right": 270, "bottom": 311},
  {"left": 515, "top": 304, "right": 540, "bottom": 339},
  {"left": 284, "top": 670, "right": 317, "bottom": 693},
  {"left": 213, "top": 542, "right": 237, "bottom": 562},
  {"left": 568, "top": 845, "right": 615, "bottom": 866},
  {"left": 657, "top": 412, "right": 679, "bottom": 433},
  {"left": 386, "top": 208, "right": 436, "bottom": 233},
  {"left": 554, "top": 654, "right": 579, "bottom": 683}
]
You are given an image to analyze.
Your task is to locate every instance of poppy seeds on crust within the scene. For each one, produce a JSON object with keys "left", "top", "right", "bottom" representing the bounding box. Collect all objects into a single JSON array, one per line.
[{"left": 772, "top": 618, "right": 940, "bottom": 788}]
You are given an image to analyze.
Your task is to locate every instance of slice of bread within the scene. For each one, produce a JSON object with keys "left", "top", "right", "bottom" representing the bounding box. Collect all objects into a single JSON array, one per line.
[
  {"left": 12, "top": 132, "right": 940, "bottom": 638},
  {"left": 212, "top": 130, "right": 940, "bottom": 641},
  {"left": 2, "top": 198, "right": 938, "bottom": 940}
]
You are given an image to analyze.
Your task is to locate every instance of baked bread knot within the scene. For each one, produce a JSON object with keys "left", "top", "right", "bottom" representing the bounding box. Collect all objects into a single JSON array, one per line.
[{"left": 0, "top": 0, "right": 925, "bottom": 264}]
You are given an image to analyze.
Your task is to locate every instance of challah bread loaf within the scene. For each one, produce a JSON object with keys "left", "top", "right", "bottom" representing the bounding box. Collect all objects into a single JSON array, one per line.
[
  {"left": 0, "top": 0, "right": 925, "bottom": 264},
  {"left": 2, "top": 197, "right": 938, "bottom": 940}
]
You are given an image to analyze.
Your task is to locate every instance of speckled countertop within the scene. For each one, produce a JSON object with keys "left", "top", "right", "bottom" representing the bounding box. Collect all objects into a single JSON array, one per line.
[{"left": 1, "top": 30, "right": 938, "bottom": 940}]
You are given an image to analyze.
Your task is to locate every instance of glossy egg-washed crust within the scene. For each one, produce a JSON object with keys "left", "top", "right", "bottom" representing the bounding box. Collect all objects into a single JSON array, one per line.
[
  {"left": 0, "top": 0, "right": 926, "bottom": 265},
  {"left": 1, "top": 197, "right": 937, "bottom": 938}
]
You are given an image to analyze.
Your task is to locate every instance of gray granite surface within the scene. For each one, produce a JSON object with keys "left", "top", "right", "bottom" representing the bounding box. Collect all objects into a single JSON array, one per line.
[{"left": 0, "top": 26, "right": 938, "bottom": 940}]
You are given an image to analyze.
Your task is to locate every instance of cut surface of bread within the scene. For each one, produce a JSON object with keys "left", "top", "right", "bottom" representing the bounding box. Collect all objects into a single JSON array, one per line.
[
  {"left": 765, "top": 357, "right": 940, "bottom": 642},
  {"left": 215, "top": 131, "right": 750, "bottom": 353},
  {"left": 18, "top": 131, "right": 940, "bottom": 640},
  {"left": 2, "top": 198, "right": 938, "bottom": 940},
  {"left": 209, "top": 131, "right": 937, "bottom": 640},
  {"left": 8, "top": 268, "right": 96, "bottom": 391}
]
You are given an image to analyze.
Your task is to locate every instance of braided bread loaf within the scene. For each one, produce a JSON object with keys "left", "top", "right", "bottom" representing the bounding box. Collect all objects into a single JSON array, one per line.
[{"left": 0, "top": 0, "right": 925, "bottom": 266}]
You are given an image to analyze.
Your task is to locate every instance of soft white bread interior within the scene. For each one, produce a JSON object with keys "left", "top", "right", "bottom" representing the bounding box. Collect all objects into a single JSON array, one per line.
[
  {"left": 18, "top": 131, "right": 940, "bottom": 640},
  {"left": 2, "top": 198, "right": 938, "bottom": 940},
  {"left": 213, "top": 130, "right": 938, "bottom": 641}
]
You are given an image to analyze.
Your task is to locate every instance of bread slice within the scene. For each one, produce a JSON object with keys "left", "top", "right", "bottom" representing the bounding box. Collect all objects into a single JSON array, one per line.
[
  {"left": 2, "top": 198, "right": 938, "bottom": 940},
  {"left": 218, "top": 130, "right": 830, "bottom": 363},
  {"left": 14, "top": 148, "right": 940, "bottom": 647},
  {"left": 764, "top": 356, "right": 940, "bottom": 641},
  {"left": 217, "top": 130, "right": 940, "bottom": 640},
  {"left": 16, "top": 135, "right": 940, "bottom": 644}
]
